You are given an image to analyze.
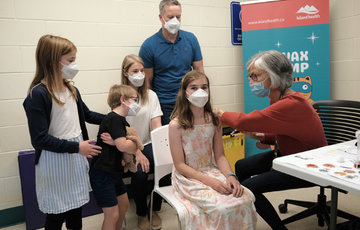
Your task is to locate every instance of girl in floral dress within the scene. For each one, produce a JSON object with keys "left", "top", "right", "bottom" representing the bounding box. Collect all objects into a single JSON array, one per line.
[{"left": 168, "top": 70, "right": 257, "bottom": 230}]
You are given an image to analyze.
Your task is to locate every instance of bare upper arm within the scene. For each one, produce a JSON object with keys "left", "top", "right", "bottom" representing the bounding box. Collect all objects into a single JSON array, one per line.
[
  {"left": 169, "top": 119, "right": 185, "bottom": 166},
  {"left": 213, "top": 124, "right": 225, "bottom": 160},
  {"left": 151, "top": 116, "right": 162, "bottom": 131}
]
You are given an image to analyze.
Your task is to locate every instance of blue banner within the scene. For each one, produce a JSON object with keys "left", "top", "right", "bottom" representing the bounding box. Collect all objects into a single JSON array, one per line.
[{"left": 241, "top": 0, "right": 330, "bottom": 157}]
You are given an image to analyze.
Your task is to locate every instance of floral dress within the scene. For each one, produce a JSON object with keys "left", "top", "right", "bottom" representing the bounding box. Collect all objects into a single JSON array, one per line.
[{"left": 172, "top": 123, "right": 257, "bottom": 230}]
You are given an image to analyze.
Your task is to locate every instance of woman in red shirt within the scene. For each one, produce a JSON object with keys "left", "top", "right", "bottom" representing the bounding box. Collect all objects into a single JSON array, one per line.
[{"left": 213, "top": 50, "right": 327, "bottom": 230}]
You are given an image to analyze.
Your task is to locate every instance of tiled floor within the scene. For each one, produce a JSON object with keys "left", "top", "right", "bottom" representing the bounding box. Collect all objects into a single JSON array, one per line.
[
  {"left": 3, "top": 198, "right": 181, "bottom": 230},
  {"left": 3, "top": 187, "right": 359, "bottom": 230}
]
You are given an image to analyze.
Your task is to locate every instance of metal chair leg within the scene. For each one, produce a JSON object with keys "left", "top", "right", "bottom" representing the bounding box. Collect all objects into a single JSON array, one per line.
[{"left": 149, "top": 191, "right": 154, "bottom": 230}]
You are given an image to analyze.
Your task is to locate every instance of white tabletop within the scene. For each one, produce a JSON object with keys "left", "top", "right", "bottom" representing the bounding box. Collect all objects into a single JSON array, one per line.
[{"left": 273, "top": 140, "right": 360, "bottom": 195}]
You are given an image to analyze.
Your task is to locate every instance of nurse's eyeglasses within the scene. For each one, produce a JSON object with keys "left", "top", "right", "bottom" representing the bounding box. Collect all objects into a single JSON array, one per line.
[{"left": 246, "top": 72, "right": 266, "bottom": 81}]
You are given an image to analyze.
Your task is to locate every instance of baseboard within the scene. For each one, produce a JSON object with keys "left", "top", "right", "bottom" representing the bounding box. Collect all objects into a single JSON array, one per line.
[{"left": 0, "top": 206, "right": 25, "bottom": 228}]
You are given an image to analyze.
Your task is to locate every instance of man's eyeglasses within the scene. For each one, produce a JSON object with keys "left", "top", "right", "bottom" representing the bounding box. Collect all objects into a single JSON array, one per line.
[
  {"left": 129, "top": 96, "right": 139, "bottom": 104},
  {"left": 246, "top": 71, "right": 266, "bottom": 81}
]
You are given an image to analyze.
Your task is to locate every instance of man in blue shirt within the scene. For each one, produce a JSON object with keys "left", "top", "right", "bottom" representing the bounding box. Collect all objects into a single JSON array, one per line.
[{"left": 139, "top": 0, "right": 204, "bottom": 126}]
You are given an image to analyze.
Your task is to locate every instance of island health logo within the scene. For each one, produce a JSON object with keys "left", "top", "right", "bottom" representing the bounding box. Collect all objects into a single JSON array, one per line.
[
  {"left": 296, "top": 5, "right": 320, "bottom": 20},
  {"left": 297, "top": 5, "right": 319, "bottom": 14}
]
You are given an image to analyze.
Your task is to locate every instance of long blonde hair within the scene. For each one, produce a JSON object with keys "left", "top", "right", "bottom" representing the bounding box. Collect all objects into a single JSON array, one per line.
[
  {"left": 28, "top": 35, "right": 78, "bottom": 105},
  {"left": 121, "top": 54, "right": 148, "bottom": 105},
  {"left": 171, "top": 70, "right": 219, "bottom": 129}
]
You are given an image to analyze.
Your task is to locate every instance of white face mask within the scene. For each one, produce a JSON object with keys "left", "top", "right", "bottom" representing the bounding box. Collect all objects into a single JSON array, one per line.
[
  {"left": 163, "top": 17, "right": 181, "bottom": 34},
  {"left": 125, "top": 102, "right": 141, "bottom": 116},
  {"left": 128, "top": 72, "right": 145, "bottom": 87},
  {"left": 60, "top": 62, "right": 79, "bottom": 80},
  {"left": 186, "top": 89, "right": 209, "bottom": 108}
]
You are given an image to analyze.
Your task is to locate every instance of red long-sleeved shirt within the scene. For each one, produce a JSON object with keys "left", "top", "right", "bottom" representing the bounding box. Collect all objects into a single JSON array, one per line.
[{"left": 221, "top": 93, "right": 328, "bottom": 156}]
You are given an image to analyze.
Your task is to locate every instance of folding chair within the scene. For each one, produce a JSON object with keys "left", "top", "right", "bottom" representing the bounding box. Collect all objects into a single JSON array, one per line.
[{"left": 149, "top": 125, "right": 185, "bottom": 230}]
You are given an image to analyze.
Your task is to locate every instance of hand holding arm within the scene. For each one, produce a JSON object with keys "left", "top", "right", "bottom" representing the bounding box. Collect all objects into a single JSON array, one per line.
[
  {"left": 212, "top": 108, "right": 265, "bottom": 143},
  {"left": 79, "top": 139, "right": 102, "bottom": 158},
  {"left": 102, "top": 129, "right": 145, "bottom": 152},
  {"left": 115, "top": 137, "right": 137, "bottom": 154},
  {"left": 134, "top": 149, "right": 150, "bottom": 173},
  {"left": 212, "top": 108, "right": 225, "bottom": 119},
  {"left": 101, "top": 132, "right": 115, "bottom": 146}
]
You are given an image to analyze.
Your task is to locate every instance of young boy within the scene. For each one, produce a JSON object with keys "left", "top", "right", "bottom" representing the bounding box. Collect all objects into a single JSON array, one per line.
[{"left": 89, "top": 84, "right": 141, "bottom": 230}]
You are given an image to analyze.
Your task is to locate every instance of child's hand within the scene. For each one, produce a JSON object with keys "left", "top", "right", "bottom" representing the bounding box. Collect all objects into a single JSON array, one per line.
[
  {"left": 101, "top": 132, "right": 115, "bottom": 146},
  {"left": 79, "top": 139, "right": 101, "bottom": 158},
  {"left": 226, "top": 176, "right": 243, "bottom": 198},
  {"left": 205, "top": 177, "right": 233, "bottom": 195}
]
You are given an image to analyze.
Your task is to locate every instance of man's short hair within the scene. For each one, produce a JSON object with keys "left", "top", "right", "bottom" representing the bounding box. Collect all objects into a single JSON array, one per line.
[{"left": 159, "top": 0, "right": 181, "bottom": 15}]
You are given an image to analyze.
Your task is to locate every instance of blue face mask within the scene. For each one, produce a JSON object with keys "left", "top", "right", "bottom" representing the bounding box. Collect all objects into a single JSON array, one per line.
[{"left": 250, "top": 77, "right": 270, "bottom": 98}]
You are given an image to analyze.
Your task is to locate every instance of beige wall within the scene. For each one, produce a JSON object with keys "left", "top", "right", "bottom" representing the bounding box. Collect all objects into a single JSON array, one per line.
[
  {"left": 0, "top": 0, "right": 359, "bottom": 212},
  {"left": 329, "top": 0, "right": 360, "bottom": 100}
]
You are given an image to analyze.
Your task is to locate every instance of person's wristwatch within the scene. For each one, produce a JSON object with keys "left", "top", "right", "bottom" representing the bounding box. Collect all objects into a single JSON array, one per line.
[{"left": 226, "top": 172, "right": 238, "bottom": 181}]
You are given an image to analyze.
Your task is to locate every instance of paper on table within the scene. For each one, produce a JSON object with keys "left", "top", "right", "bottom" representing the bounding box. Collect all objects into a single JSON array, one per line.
[
  {"left": 324, "top": 145, "right": 357, "bottom": 159},
  {"left": 281, "top": 144, "right": 360, "bottom": 186}
]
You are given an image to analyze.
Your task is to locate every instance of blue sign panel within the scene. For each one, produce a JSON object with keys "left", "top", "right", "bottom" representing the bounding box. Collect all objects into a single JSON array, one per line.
[
  {"left": 241, "top": 0, "right": 330, "bottom": 157},
  {"left": 231, "top": 2, "right": 242, "bottom": 45}
]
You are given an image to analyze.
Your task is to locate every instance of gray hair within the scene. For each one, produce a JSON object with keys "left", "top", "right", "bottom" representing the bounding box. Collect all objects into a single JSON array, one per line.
[
  {"left": 159, "top": 0, "right": 181, "bottom": 15},
  {"left": 246, "top": 50, "right": 293, "bottom": 92}
]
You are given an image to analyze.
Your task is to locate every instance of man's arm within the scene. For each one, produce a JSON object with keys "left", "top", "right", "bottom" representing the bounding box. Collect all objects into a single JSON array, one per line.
[
  {"left": 192, "top": 60, "right": 204, "bottom": 73},
  {"left": 145, "top": 68, "right": 154, "bottom": 89}
]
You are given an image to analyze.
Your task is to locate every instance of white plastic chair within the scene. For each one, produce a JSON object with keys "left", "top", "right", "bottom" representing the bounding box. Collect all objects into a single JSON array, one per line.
[{"left": 149, "top": 125, "right": 185, "bottom": 230}]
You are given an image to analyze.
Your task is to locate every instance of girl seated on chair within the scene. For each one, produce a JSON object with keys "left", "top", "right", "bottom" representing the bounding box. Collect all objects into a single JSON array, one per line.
[{"left": 169, "top": 70, "right": 257, "bottom": 230}]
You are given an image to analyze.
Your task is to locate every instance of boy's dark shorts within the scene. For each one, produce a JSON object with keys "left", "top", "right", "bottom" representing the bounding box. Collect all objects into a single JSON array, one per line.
[{"left": 89, "top": 168, "right": 127, "bottom": 208}]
